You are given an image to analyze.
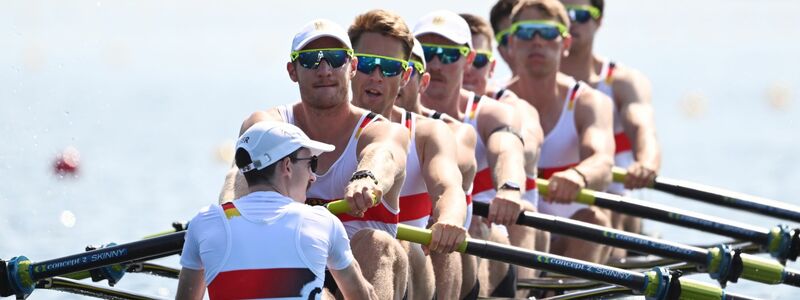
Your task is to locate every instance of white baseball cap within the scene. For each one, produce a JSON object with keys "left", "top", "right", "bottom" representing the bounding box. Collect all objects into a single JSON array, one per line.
[
  {"left": 410, "top": 37, "right": 426, "bottom": 71},
  {"left": 413, "top": 10, "right": 473, "bottom": 49},
  {"left": 236, "top": 121, "right": 334, "bottom": 172},
  {"left": 291, "top": 19, "right": 353, "bottom": 52}
]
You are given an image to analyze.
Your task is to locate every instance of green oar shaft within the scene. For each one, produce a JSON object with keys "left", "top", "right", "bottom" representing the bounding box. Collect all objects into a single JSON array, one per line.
[{"left": 613, "top": 167, "right": 800, "bottom": 223}]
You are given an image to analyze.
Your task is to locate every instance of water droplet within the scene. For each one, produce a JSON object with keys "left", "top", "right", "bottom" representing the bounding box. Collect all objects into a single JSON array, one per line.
[{"left": 60, "top": 210, "right": 76, "bottom": 228}]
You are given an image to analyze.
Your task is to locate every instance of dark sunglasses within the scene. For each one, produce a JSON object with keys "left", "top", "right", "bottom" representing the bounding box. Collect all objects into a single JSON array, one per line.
[
  {"left": 421, "top": 43, "right": 470, "bottom": 64},
  {"left": 409, "top": 60, "right": 425, "bottom": 78},
  {"left": 511, "top": 20, "right": 569, "bottom": 41},
  {"left": 355, "top": 54, "right": 409, "bottom": 77},
  {"left": 291, "top": 155, "right": 318, "bottom": 173},
  {"left": 565, "top": 5, "right": 601, "bottom": 24},
  {"left": 290, "top": 48, "right": 354, "bottom": 69},
  {"left": 472, "top": 51, "right": 493, "bottom": 69},
  {"left": 495, "top": 28, "right": 511, "bottom": 47}
]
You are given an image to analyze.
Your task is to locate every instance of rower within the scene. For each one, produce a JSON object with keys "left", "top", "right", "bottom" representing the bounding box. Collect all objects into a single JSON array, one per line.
[
  {"left": 505, "top": 0, "right": 616, "bottom": 263},
  {"left": 559, "top": 0, "right": 661, "bottom": 240},
  {"left": 219, "top": 19, "right": 411, "bottom": 299},
  {"left": 414, "top": 10, "right": 527, "bottom": 298},
  {"left": 461, "top": 13, "right": 547, "bottom": 289},
  {"left": 177, "top": 121, "right": 377, "bottom": 300},
  {"left": 347, "top": 9, "right": 467, "bottom": 300},
  {"left": 395, "top": 38, "right": 482, "bottom": 300}
]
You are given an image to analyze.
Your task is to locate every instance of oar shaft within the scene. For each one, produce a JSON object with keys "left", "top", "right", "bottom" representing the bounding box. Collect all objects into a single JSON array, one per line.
[
  {"left": 29, "top": 232, "right": 184, "bottom": 281},
  {"left": 472, "top": 202, "right": 708, "bottom": 264},
  {"left": 537, "top": 180, "right": 772, "bottom": 244},
  {"left": 613, "top": 167, "right": 800, "bottom": 223}
]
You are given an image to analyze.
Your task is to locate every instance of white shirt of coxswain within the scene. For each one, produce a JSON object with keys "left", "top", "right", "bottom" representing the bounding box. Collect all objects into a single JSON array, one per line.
[
  {"left": 180, "top": 191, "right": 354, "bottom": 299},
  {"left": 277, "top": 105, "right": 400, "bottom": 238}
]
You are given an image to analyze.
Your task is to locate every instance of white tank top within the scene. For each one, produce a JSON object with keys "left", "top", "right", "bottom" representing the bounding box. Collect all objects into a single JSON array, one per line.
[
  {"left": 398, "top": 109, "right": 431, "bottom": 228},
  {"left": 537, "top": 79, "right": 590, "bottom": 218},
  {"left": 463, "top": 92, "right": 538, "bottom": 206},
  {"left": 179, "top": 192, "right": 354, "bottom": 300},
  {"left": 276, "top": 105, "right": 400, "bottom": 238},
  {"left": 596, "top": 61, "right": 634, "bottom": 195}
]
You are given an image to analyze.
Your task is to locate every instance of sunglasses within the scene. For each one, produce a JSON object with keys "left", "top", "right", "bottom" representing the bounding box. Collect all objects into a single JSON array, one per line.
[
  {"left": 290, "top": 48, "right": 354, "bottom": 69},
  {"left": 565, "top": 5, "right": 601, "bottom": 24},
  {"left": 291, "top": 155, "right": 318, "bottom": 173},
  {"left": 355, "top": 54, "right": 409, "bottom": 77},
  {"left": 511, "top": 20, "right": 569, "bottom": 41},
  {"left": 495, "top": 28, "right": 512, "bottom": 47},
  {"left": 421, "top": 43, "right": 470, "bottom": 64},
  {"left": 409, "top": 60, "right": 425, "bottom": 78},
  {"left": 472, "top": 51, "right": 493, "bottom": 69}
]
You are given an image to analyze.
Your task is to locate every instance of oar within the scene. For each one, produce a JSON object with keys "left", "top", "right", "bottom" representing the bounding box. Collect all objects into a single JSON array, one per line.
[
  {"left": 613, "top": 167, "right": 800, "bottom": 223},
  {"left": 36, "top": 277, "right": 161, "bottom": 300},
  {"left": 472, "top": 201, "right": 800, "bottom": 287},
  {"left": 536, "top": 179, "right": 800, "bottom": 263},
  {"left": 396, "top": 224, "right": 755, "bottom": 300}
]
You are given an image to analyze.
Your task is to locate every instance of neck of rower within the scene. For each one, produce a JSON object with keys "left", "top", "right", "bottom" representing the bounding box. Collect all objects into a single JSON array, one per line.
[
  {"left": 403, "top": 96, "right": 424, "bottom": 115},
  {"left": 516, "top": 72, "right": 561, "bottom": 109},
  {"left": 421, "top": 87, "right": 464, "bottom": 119},
  {"left": 293, "top": 100, "right": 355, "bottom": 143},
  {"left": 561, "top": 43, "right": 597, "bottom": 83}
]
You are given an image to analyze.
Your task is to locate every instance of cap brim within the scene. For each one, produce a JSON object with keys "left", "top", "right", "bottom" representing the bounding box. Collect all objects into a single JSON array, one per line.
[
  {"left": 300, "top": 140, "right": 335, "bottom": 156},
  {"left": 414, "top": 28, "right": 470, "bottom": 47},
  {"left": 293, "top": 33, "right": 352, "bottom": 51}
]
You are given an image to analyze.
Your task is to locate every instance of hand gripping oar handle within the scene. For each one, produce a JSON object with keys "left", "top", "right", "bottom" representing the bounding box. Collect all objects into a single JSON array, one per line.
[
  {"left": 613, "top": 166, "right": 800, "bottom": 223},
  {"left": 537, "top": 178, "right": 800, "bottom": 262},
  {"left": 396, "top": 224, "right": 755, "bottom": 300}
]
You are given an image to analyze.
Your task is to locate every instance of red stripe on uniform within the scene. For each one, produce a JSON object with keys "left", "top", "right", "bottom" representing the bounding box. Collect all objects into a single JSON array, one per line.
[
  {"left": 614, "top": 132, "right": 632, "bottom": 153},
  {"left": 466, "top": 194, "right": 472, "bottom": 204},
  {"left": 399, "top": 193, "right": 432, "bottom": 222},
  {"left": 472, "top": 168, "right": 493, "bottom": 195},
  {"left": 208, "top": 268, "right": 317, "bottom": 299},
  {"left": 221, "top": 202, "right": 235, "bottom": 210},
  {"left": 538, "top": 163, "right": 579, "bottom": 180}
]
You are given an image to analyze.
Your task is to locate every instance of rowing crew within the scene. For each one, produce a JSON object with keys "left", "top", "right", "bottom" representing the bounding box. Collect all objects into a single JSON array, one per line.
[{"left": 177, "top": 0, "right": 661, "bottom": 299}]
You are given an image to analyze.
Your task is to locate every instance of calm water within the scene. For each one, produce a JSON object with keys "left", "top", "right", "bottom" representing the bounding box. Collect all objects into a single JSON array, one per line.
[{"left": 2, "top": 0, "right": 799, "bottom": 298}]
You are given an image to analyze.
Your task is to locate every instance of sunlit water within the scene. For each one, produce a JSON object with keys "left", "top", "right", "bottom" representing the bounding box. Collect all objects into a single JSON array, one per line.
[{"left": 2, "top": 0, "right": 799, "bottom": 298}]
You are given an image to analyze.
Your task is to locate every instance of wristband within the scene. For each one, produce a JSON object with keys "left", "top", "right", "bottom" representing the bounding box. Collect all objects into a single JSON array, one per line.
[
  {"left": 350, "top": 170, "right": 378, "bottom": 185},
  {"left": 570, "top": 167, "right": 588, "bottom": 187}
]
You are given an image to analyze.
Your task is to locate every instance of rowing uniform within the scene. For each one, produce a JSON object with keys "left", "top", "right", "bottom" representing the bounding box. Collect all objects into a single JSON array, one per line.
[
  {"left": 180, "top": 191, "right": 354, "bottom": 299},
  {"left": 398, "top": 109, "right": 431, "bottom": 229},
  {"left": 277, "top": 105, "right": 399, "bottom": 238},
  {"left": 463, "top": 92, "right": 538, "bottom": 208},
  {"left": 596, "top": 61, "right": 634, "bottom": 196},
  {"left": 537, "top": 79, "right": 590, "bottom": 218},
  {"left": 427, "top": 110, "right": 473, "bottom": 229}
]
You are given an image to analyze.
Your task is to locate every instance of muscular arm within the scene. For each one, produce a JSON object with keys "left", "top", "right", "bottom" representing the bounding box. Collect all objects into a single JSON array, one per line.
[
  {"left": 330, "top": 261, "right": 378, "bottom": 300},
  {"left": 573, "top": 91, "right": 615, "bottom": 191},
  {"left": 498, "top": 91, "right": 544, "bottom": 178},
  {"left": 175, "top": 268, "right": 205, "bottom": 300},
  {"left": 615, "top": 68, "right": 661, "bottom": 186},
  {"left": 349, "top": 121, "right": 409, "bottom": 212},
  {"left": 418, "top": 120, "right": 467, "bottom": 228},
  {"left": 452, "top": 123, "right": 477, "bottom": 194},
  {"left": 480, "top": 101, "right": 527, "bottom": 226}
]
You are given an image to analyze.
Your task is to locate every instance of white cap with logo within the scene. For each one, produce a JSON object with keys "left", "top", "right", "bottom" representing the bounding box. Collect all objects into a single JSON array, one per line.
[
  {"left": 291, "top": 19, "right": 353, "bottom": 52},
  {"left": 237, "top": 121, "right": 335, "bottom": 172},
  {"left": 413, "top": 10, "right": 473, "bottom": 49}
]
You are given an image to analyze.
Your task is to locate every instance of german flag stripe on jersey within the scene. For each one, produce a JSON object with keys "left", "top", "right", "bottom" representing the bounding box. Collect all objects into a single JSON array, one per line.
[
  {"left": 355, "top": 112, "right": 378, "bottom": 139},
  {"left": 605, "top": 62, "right": 616, "bottom": 85},
  {"left": 221, "top": 202, "right": 241, "bottom": 219},
  {"left": 567, "top": 83, "right": 581, "bottom": 111}
]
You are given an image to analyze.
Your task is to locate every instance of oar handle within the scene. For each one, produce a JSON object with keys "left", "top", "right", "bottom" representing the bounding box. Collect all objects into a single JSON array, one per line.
[
  {"left": 325, "top": 194, "right": 379, "bottom": 215},
  {"left": 395, "top": 224, "right": 468, "bottom": 253},
  {"left": 535, "top": 179, "right": 597, "bottom": 205}
]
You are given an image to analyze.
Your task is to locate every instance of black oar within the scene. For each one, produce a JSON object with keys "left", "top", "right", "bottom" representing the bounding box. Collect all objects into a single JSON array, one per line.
[
  {"left": 36, "top": 277, "right": 161, "bottom": 300},
  {"left": 536, "top": 179, "right": 800, "bottom": 263},
  {"left": 396, "top": 224, "right": 755, "bottom": 300},
  {"left": 473, "top": 201, "right": 800, "bottom": 287},
  {"left": 613, "top": 167, "right": 800, "bottom": 223}
]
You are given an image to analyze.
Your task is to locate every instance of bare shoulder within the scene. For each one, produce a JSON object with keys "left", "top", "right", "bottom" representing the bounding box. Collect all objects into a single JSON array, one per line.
[
  {"left": 361, "top": 119, "right": 409, "bottom": 140},
  {"left": 479, "top": 97, "right": 516, "bottom": 123},
  {"left": 610, "top": 63, "right": 652, "bottom": 100},
  {"left": 575, "top": 87, "right": 613, "bottom": 117},
  {"left": 240, "top": 108, "right": 284, "bottom": 135},
  {"left": 497, "top": 91, "right": 540, "bottom": 119},
  {"left": 415, "top": 117, "right": 453, "bottom": 140}
]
